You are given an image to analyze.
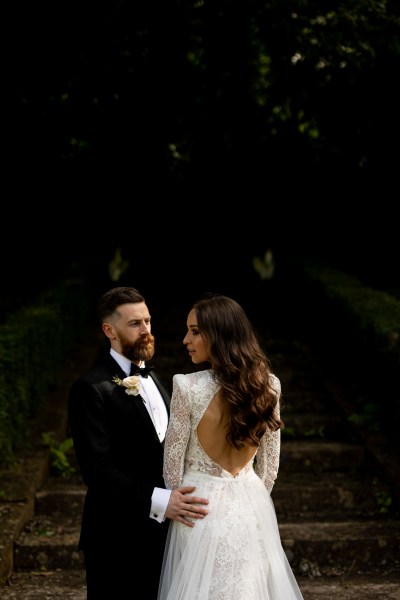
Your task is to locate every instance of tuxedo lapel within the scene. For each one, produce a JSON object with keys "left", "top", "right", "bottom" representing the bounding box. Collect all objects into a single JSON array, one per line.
[
  {"left": 105, "top": 353, "right": 169, "bottom": 435},
  {"left": 105, "top": 354, "right": 128, "bottom": 379},
  {"left": 132, "top": 392, "right": 156, "bottom": 428}
]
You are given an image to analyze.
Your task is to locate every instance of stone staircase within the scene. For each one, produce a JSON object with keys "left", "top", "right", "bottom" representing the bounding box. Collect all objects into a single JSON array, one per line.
[
  {"left": 2, "top": 308, "right": 400, "bottom": 599},
  {"left": 13, "top": 474, "right": 85, "bottom": 574},
  {"left": 271, "top": 335, "right": 400, "bottom": 598}
]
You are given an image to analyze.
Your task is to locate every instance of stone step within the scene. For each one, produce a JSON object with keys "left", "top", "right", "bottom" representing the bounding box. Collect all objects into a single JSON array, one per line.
[
  {"left": 14, "top": 536, "right": 84, "bottom": 572},
  {"left": 280, "top": 440, "right": 366, "bottom": 473},
  {"left": 280, "top": 520, "right": 400, "bottom": 576},
  {"left": 272, "top": 476, "right": 393, "bottom": 520},
  {"left": 298, "top": 575, "right": 400, "bottom": 599},
  {"left": 13, "top": 513, "right": 400, "bottom": 575},
  {"left": 5, "top": 569, "right": 400, "bottom": 599},
  {"left": 35, "top": 484, "right": 86, "bottom": 518},
  {"left": 36, "top": 462, "right": 388, "bottom": 524},
  {"left": 5, "top": 569, "right": 87, "bottom": 598},
  {"left": 31, "top": 469, "right": 395, "bottom": 531},
  {"left": 38, "top": 478, "right": 388, "bottom": 523},
  {"left": 13, "top": 515, "right": 83, "bottom": 571}
]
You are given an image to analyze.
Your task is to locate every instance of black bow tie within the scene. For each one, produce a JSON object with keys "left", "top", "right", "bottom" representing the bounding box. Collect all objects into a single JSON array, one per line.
[{"left": 130, "top": 365, "right": 154, "bottom": 378}]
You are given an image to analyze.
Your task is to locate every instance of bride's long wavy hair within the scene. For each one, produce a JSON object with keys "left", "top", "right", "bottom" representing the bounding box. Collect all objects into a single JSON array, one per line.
[{"left": 193, "top": 293, "right": 283, "bottom": 450}]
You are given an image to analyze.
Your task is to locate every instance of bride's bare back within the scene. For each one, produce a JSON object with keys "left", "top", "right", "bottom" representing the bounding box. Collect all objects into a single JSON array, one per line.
[{"left": 197, "top": 391, "right": 257, "bottom": 477}]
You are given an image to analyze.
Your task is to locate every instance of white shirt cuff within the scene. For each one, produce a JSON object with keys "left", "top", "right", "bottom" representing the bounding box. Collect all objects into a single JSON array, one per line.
[{"left": 151, "top": 487, "right": 172, "bottom": 523}]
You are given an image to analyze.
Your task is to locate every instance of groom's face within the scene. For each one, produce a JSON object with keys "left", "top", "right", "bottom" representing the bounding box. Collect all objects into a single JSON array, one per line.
[{"left": 113, "top": 301, "right": 155, "bottom": 362}]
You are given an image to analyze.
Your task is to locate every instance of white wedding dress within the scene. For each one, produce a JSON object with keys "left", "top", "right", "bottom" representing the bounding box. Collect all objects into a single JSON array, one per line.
[{"left": 157, "top": 370, "right": 304, "bottom": 600}]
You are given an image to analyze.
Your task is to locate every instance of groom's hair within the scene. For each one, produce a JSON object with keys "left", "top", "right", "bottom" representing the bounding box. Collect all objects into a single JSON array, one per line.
[{"left": 97, "top": 287, "right": 145, "bottom": 324}]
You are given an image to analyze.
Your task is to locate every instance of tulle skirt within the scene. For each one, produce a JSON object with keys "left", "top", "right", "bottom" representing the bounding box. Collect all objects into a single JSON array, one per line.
[{"left": 157, "top": 468, "right": 304, "bottom": 600}]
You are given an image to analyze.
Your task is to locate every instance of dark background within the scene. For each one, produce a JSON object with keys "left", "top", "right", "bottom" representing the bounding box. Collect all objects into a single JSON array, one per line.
[{"left": 5, "top": 0, "right": 400, "bottom": 312}]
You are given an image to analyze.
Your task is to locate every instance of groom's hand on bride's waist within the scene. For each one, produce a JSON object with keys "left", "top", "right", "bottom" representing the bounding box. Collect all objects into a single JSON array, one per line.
[{"left": 165, "top": 486, "right": 209, "bottom": 527}]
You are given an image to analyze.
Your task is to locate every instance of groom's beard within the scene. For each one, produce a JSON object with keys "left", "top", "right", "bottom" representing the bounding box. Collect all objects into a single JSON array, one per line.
[{"left": 121, "top": 333, "right": 155, "bottom": 363}]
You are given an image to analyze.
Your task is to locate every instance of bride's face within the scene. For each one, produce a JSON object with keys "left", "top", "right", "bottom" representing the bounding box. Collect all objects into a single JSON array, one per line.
[{"left": 183, "top": 309, "right": 210, "bottom": 364}]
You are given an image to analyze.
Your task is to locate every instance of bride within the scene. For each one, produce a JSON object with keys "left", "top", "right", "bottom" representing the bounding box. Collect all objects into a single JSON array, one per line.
[{"left": 157, "top": 293, "right": 304, "bottom": 600}]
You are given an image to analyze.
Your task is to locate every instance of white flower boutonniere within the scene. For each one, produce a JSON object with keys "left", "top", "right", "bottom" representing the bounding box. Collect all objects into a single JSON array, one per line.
[{"left": 112, "top": 375, "right": 141, "bottom": 396}]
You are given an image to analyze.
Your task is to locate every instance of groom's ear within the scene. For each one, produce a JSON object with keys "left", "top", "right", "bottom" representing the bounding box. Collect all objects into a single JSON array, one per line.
[{"left": 102, "top": 322, "right": 116, "bottom": 340}]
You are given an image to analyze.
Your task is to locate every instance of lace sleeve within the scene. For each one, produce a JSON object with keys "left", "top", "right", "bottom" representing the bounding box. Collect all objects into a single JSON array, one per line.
[
  {"left": 254, "top": 374, "right": 281, "bottom": 493},
  {"left": 163, "top": 374, "right": 191, "bottom": 490}
]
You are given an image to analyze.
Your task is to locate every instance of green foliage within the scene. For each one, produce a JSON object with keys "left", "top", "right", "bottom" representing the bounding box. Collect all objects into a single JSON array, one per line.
[
  {"left": 0, "top": 272, "right": 92, "bottom": 470},
  {"left": 375, "top": 490, "right": 392, "bottom": 514},
  {"left": 300, "top": 262, "right": 400, "bottom": 349},
  {"left": 282, "top": 426, "right": 296, "bottom": 438},
  {"left": 288, "top": 258, "right": 400, "bottom": 447},
  {"left": 41, "top": 432, "right": 76, "bottom": 478},
  {"left": 283, "top": 425, "right": 326, "bottom": 439},
  {"left": 348, "top": 405, "right": 381, "bottom": 432},
  {"left": 304, "top": 425, "right": 326, "bottom": 438},
  {"left": 36, "top": 527, "right": 55, "bottom": 537},
  {"left": 12, "top": 0, "right": 400, "bottom": 182}
]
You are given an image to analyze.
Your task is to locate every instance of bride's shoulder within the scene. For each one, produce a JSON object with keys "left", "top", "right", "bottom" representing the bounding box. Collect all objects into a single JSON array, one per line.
[
  {"left": 269, "top": 373, "right": 281, "bottom": 396},
  {"left": 173, "top": 369, "right": 213, "bottom": 384}
]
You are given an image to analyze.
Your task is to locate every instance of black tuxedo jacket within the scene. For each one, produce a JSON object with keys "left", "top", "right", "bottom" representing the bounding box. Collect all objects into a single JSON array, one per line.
[{"left": 68, "top": 352, "right": 171, "bottom": 560}]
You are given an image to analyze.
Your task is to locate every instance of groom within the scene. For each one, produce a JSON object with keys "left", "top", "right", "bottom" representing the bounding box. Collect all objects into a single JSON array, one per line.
[{"left": 68, "top": 286, "right": 209, "bottom": 599}]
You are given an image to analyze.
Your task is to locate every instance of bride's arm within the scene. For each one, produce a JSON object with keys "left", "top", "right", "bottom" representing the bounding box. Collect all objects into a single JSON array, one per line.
[
  {"left": 163, "top": 374, "right": 191, "bottom": 489},
  {"left": 254, "top": 375, "right": 281, "bottom": 493}
]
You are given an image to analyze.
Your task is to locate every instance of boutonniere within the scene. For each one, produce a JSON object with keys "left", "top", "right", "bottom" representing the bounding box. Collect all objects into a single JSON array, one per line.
[{"left": 112, "top": 375, "right": 141, "bottom": 396}]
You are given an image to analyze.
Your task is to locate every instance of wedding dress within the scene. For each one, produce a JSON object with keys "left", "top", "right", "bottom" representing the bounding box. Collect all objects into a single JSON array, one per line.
[{"left": 157, "top": 370, "right": 304, "bottom": 600}]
